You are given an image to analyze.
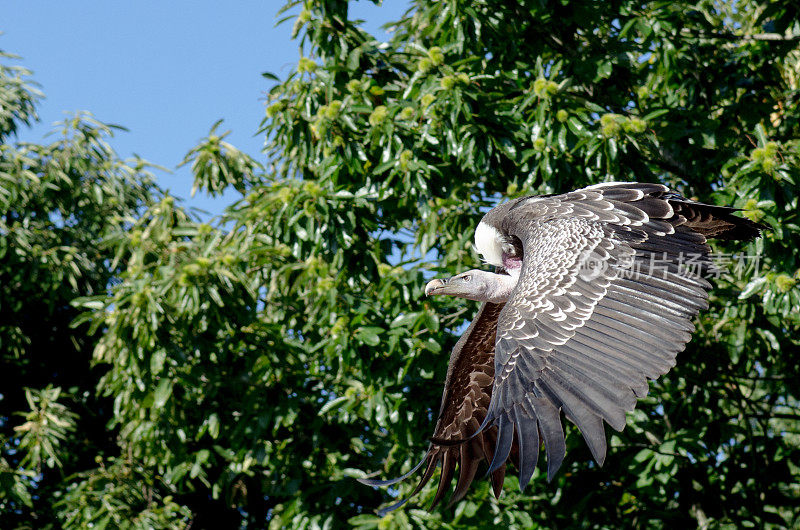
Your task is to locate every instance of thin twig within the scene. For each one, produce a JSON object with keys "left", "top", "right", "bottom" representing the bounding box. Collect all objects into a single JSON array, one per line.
[{"left": 680, "top": 29, "right": 800, "bottom": 42}]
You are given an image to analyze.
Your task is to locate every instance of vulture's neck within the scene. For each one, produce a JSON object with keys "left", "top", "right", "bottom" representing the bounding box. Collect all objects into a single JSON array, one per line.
[{"left": 473, "top": 269, "right": 518, "bottom": 304}]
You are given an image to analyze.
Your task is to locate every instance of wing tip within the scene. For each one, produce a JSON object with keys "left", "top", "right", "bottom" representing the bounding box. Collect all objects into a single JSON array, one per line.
[
  {"left": 375, "top": 497, "right": 410, "bottom": 517},
  {"left": 357, "top": 455, "right": 428, "bottom": 488},
  {"left": 490, "top": 466, "right": 506, "bottom": 499},
  {"left": 485, "top": 413, "right": 514, "bottom": 475},
  {"left": 545, "top": 456, "right": 563, "bottom": 482}
]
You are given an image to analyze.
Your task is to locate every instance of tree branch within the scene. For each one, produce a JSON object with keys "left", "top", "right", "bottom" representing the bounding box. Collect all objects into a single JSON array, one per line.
[
  {"left": 737, "top": 412, "right": 800, "bottom": 421},
  {"left": 680, "top": 29, "right": 800, "bottom": 42}
]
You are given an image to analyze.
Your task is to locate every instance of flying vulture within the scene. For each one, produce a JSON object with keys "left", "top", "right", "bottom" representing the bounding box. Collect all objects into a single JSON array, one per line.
[{"left": 360, "top": 182, "right": 763, "bottom": 511}]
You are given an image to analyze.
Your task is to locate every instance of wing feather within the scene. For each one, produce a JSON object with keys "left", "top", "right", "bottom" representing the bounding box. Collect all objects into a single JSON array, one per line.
[
  {"left": 487, "top": 412, "right": 515, "bottom": 473},
  {"left": 529, "top": 395, "right": 566, "bottom": 481},
  {"left": 514, "top": 405, "right": 540, "bottom": 489},
  {"left": 452, "top": 443, "right": 482, "bottom": 503}
]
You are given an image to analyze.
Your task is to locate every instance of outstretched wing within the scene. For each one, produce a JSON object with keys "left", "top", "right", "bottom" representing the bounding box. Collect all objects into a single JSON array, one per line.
[
  {"left": 482, "top": 183, "right": 725, "bottom": 488},
  {"left": 360, "top": 301, "right": 515, "bottom": 511}
]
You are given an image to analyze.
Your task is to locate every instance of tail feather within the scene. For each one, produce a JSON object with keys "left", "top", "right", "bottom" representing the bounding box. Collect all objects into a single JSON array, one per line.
[{"left": 668, "top": 199, "right": 767, "bottom": 241}]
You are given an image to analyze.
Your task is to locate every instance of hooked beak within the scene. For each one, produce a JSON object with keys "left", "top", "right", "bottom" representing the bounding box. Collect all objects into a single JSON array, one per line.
[
  {"left": 424, "top": 270, "right": 492, "bottom": 302},
  {"left": 425, "top": 274, "right": 472, "bottom": 297},
  {"left": 425, "top": 278, "right": 449, "bottom": 296}
]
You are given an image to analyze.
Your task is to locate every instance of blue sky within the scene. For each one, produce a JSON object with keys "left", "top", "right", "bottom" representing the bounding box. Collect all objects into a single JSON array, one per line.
[{"left": 3, "top": 1, "right": 409, "bottom": 217}]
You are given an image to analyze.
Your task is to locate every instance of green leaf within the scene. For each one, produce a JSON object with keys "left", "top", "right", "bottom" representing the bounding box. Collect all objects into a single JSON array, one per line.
[
  {"left": 208, "top": 413, "right": 220, "bottom": 439},
  {"left": 739, "top": 276, "right": 766, "bottom": 299},
  {"left": 319, "top": 396, "right": 348, "bottom": 415},
  {"left": 153, "top": 378, "right": 172, "bottom": 409},
  {"left": 71, "top": 296, "right": 107, "bottom": 310},
  {"left": 151, "top": 349, "right": 166, "bottom": 375},
  {"left": 642, "top": 109, "right": 669, "bottom": 122},
  {"left": 356, "top": 326, "right": 383, "bottom": 346},
  {"left": 595, "top": 60, "right": 613, "bottom": 80},
  {"left": 754, "top": 123, "right": 768, "bottom": 146}
]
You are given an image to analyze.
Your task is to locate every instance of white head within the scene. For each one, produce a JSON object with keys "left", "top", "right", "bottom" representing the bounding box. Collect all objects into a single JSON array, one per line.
[{"left": 474, "top": 221, "right": 505, "bottom": 267}]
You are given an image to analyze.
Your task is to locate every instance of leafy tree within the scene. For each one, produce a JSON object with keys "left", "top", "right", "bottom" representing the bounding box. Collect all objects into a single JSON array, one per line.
[
  {"left": 0, "top": 49, "right": 169, "bottom": 526},
  {"left": 3, "top": 0, "right": 800, "bottom": 527}
]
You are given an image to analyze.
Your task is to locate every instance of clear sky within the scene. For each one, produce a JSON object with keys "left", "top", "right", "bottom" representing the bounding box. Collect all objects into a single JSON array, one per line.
[{"left": 3, "top": 1, "right": 409, "bottom": 217}]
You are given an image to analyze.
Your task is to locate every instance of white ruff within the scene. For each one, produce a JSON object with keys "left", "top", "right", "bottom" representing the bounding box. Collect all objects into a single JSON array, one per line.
[{"left": 474, "top": 222, "right": 504, "bottom": 267}]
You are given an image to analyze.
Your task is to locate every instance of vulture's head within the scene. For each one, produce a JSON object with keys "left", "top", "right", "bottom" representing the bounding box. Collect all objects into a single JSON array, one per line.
[{"left": 424, "top": 269, "right": 516, "bottom": 304}]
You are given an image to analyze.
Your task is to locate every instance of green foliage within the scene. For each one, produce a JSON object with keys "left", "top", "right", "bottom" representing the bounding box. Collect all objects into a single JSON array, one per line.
[
  {"left": 13, "top": 387, "right": 77, "bottom": 472},
  {"left": 181, "top": 120, "right": 262, "bottom": 197},
  {"left": 0, "top": 50, "right": 164, "bottom": 526},
  {"left": 3, "top": 0, "right": 800, "bottom": 528},
  {"left": 55, "top": 457, "right": 192, "bottom": 530},
  {"left": 0, "top": 49, "right": 40, "bottom": 139}
]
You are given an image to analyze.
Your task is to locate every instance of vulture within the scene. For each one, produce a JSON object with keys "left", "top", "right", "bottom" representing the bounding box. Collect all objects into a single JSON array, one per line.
[{"left": 360, "top": 182, "right": 764, "bottom": 512}]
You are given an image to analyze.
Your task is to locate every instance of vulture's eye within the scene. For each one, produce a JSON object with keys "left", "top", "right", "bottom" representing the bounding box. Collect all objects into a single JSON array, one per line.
[{"left": 461, "top": 274, "right": 471, "bottom": 282}]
